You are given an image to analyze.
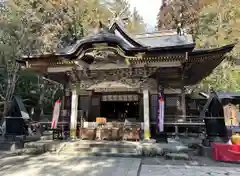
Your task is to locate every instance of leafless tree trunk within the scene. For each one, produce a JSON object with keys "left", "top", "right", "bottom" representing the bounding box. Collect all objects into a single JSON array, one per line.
[
  {"left": 1, "top": 62, "right": 19, "bottom": 122},
  {"left": 32, "top": 77, "right": 47, "bottom": 121}
]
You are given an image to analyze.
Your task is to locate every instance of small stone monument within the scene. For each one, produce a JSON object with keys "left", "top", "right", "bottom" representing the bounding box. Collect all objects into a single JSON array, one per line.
[
  {"left": 0, "top": 96, "right": 31, "bottom": 151},
  {"left": 202, "top": 90, "right": 228, "bottom": 146},
  {"left": 199, "top": 90, "right": 229, "bottom": 156}
]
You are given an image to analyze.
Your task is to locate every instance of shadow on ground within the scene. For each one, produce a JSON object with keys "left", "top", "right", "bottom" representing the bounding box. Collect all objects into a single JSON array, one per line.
[{"left": 0, "top": 154, "right": 131, "bottom": 176}]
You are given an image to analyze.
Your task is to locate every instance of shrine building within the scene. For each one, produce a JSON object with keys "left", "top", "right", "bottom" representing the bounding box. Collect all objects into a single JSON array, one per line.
[{"left": 17, "top": 22, "right": 234, "bottom": 139}]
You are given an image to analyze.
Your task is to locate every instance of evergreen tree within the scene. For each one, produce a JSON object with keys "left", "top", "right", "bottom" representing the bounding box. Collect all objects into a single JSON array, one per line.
[
  {"left": 157, "top": 0, "right": 240, "bottom": 91},
  {"left": 0, "top": 0, "right": 146, "bottom": 118}
]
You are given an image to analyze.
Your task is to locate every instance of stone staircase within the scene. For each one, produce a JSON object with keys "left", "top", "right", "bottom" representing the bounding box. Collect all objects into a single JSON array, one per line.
[
  {"left": 1, "top": 136, "right": 193, "bottom": 160},
  {"left": 57, "top": 140, "right": 142, "bottom": 157}
]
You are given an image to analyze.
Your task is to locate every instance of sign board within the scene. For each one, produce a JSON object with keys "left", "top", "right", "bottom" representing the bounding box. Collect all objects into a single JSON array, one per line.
[
  {"left": 101, "top": 94, "right": 138, "bottom": 102},
  {"left": 223, "top": 103, "right": 240, "bottom": 127}
]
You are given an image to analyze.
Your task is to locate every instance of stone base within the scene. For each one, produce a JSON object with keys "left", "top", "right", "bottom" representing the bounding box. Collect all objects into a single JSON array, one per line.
[
  {"left": 144, "top": 129, "right": 151, "bottom": 139},
  {"left": 70, "top": 129, "right": 77, "bottom": 138},
  {"left": 0, "top": 141, "right": 24, "bottom": 151},
  {"left": 141, "top": 144, "right": 164, "bottom": 156},
  {"left": 165, "top": 153, "right": 190, "bottom": 160},
  {"left": 155, "top": 132, "right": 168, "bottom": 143},
  {"left": 202, "top": 136, "right": 229, "bottom": 147},
  {"left": 198, "top": 144, "right": 212, "bottom": 157},
  {"left": 4, "top": 135, "right": 26, "bottom": 141}
]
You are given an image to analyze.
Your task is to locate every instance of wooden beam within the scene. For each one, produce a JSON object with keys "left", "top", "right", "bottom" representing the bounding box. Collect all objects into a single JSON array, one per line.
[
  {"left": 46, "top": 61, "right": 181, "bottom": 73},
  {"left": 47, "top": 66, "right": 73, "bottom": 73}
]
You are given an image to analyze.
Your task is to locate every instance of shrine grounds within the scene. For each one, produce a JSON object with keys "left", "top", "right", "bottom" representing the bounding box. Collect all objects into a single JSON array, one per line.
[{"left": 0, "top": 153, "right": 239, "bottom": 176}]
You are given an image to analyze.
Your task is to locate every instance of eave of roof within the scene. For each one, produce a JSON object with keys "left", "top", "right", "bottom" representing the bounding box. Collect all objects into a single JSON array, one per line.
[
  {"left": 184, "top": 44, "right": 235, "bottom": 85},
  {"left": 190, "top": 43, "right": 235, "bottom": 56}
]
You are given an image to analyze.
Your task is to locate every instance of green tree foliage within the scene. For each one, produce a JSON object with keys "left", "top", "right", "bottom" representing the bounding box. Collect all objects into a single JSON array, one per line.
[
  {"left": 157, "top": 0, "right": 240, "bottom": 92},
  {"left": 1, "top": 0, "right": 145, "bottom": 54},
  {"left": 0, "top": 0, "right": 145, "bottom": 118},
  {"left": 196, "top": 0, "right": 240, "bottom": 91},
  {"left": 157, "top": 0, "right": 201, "bottom": 37}
]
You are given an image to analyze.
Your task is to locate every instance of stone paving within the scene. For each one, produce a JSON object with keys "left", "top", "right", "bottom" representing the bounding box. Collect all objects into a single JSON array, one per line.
[
  {"left": 0, "top": 154, "right": 239, "bottom": 176},
  {"left": 140, "top": 165, "right": 240, "bottom": 176},
  {"left": 142, "top": 157, "right": 240, "bottom": 167},
  {"left": 141, "top": 157, "right": 240, "bottom": 176},
  {"left": 0, "top": 154, "right": 141, "bottom": 176}
]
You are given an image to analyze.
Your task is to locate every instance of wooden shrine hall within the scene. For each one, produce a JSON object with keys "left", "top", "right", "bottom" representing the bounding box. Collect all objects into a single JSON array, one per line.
[{"left": 17, "top": 22, "right": 234, "bottom": 140}]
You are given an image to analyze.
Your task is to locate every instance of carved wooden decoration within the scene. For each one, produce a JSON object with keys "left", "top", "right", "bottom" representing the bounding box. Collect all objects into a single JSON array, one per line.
[{"left": 79, "top": 46, "right": 133, "bottom": 66}]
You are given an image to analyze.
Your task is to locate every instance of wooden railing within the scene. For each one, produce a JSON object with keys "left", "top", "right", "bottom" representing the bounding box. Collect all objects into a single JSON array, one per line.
[{"left": 37, "top": 114, "right": 209, "bottom": 137}]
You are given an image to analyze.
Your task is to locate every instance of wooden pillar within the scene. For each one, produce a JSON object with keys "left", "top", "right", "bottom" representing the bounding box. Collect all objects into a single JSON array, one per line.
[
  {"left": 87, "top": 91, "right": 93, "bottom": 122},
  {"left": 139, "top": 94, "right": 143, "bottom": 122},
  {"left": 181, "top": 88, "right": 186, "bottom": 121},
  {"left": 181, "top": 52, "right": 187, "bottom": 121},
  {"left": 143, "top": 89, "right": 151, "bottom": 139},
  {"left": 65, "top": 88, "right": 71, "bottom": 110},
  {"left": 62, "top": 86, "right": 71, "bottom": 138},
  {"left": 70, "top": 87, "right": 79, "bottom": 138}
]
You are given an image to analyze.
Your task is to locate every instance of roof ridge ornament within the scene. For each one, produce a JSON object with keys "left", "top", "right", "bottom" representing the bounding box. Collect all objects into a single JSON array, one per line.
[
  {"left": 95, "top": 21, "right": 105, "bottom": 33},
  {"left": 177, "top": 9, "right": 185, "bottom": 36},
  {"left": 107, "top": 6, "right": 129, "bottom": 30}
]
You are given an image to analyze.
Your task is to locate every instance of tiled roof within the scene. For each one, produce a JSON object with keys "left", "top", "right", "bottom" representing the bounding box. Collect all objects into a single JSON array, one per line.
[{"left": 135, "top": 33, "right": 194, "bottom": 48}]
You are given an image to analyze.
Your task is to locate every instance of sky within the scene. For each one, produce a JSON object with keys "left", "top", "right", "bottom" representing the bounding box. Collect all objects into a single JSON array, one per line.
[{"left": 128, "top": 0, "right": 162, "bottom": 28}]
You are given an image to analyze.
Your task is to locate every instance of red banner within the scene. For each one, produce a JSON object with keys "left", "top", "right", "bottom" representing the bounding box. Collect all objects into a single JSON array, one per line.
[
  {"left": 51, "top": 99, "right": 61, "bottom": 129},
  {"left": 157, "top": 91, "right": 164, "bottom": 132}
]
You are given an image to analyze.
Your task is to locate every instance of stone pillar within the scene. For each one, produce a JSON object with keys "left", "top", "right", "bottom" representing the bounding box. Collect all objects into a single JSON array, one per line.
[
  {"left": 143, "top": 89, "right": 151, "bottom": 139},
  {"left": 70, "top": 87, "right": 79, "bottom": 138}
]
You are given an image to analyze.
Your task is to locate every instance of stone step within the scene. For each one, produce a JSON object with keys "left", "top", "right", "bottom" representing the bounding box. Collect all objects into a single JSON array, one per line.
[
  {"left": 164, "top": 152, "right": 190, "bottom": 160},
  {"left": 40, "top": 135, "right": 53, "bottom": 140},
  {"left": 58, "top": 141, "right": 140, "bottom": 156},
  {"left": 62, "top": 146, "right": 138, "bottom": 154},
  {"left": 9, "top": 147, "right": 46, "bottom": 156},
  {"left": 63, "top": 147, "right": 91, "bottom": 153},
  {"left": 69, "top": 141, "right": 138, "bottom": 149},
  {"left": 59, "top": 151, "right": 141, "bottom": 157},
  {"left": 91, "top": 147, "right": 138, "bottom": 153},
  {"left": 24, "top": 140, "right": 62, "bottom": 152},
  {"left": 24, "top": 142, "right": 45, "bottom": 148}
]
